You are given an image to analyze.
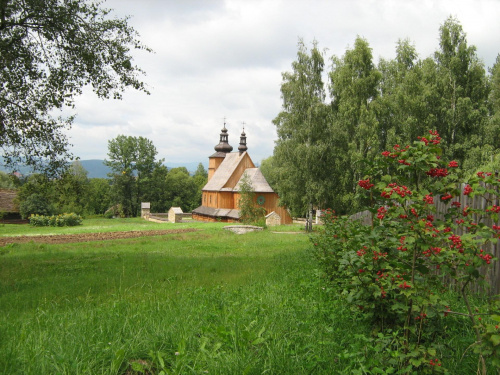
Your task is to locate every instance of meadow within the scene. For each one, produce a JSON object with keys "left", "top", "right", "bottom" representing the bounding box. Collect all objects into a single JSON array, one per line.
[{"left": 0, "top": 219, "right": 485, "bottom": 374}]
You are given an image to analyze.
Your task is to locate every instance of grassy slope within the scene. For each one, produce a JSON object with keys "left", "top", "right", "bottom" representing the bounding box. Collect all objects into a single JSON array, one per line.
[
  {"left": 0, "top": 220, "right": 350, "bottom": 374},
  {"left": 0, "top": 220, "right": 482, "bottom": 374}
]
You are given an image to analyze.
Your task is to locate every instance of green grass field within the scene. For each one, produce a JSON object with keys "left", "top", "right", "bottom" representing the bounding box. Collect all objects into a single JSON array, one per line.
[{"left": 0, "top": 219, "right": 485, "bottom": 374}]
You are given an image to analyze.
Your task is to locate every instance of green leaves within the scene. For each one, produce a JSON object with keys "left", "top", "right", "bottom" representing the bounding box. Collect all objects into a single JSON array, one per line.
[
  {"left": 0, "top": 0, "right": 151, "bottom": 175},
  {"left": 313, "top": 130, "right": 500, "bottom": 373}
]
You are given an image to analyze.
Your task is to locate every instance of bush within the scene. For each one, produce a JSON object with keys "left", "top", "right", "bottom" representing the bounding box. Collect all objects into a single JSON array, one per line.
[
  {"left": 313, "top": 131, "right": 500, "bottom": 373},
  {"left": 19, "top": 193, "right": 53, "bottom": 219},
  {"left": 29, "top": 213, "right": 83, "bottom": 227}
]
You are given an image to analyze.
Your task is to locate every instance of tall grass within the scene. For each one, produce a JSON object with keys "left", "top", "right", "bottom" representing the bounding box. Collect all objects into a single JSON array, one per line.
[{"left": 0, "top": 220, "right": 485, "bottom": 374}]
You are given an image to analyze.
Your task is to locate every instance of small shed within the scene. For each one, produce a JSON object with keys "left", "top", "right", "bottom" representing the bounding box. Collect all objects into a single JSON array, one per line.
[
  {"left": 168, "top": 207, "right": 183, "bottom": 223},
  {"left": 141, "top": 202, "right": 151, "bottom": 219},
  {"left": 265, "top": 211, "right": 281, "bottom": 226}
]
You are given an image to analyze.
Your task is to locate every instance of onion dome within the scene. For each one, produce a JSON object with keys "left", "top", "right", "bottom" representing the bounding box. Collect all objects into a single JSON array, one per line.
[
  {"left": 214, "top": 123, "right": 233, "bottom": 153},
  {"left": 238, "top": 126, "right": 248, "bottom": 154}
]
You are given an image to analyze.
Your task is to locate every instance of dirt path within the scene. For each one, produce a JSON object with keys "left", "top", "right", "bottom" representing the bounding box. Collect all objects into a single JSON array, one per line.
[{"left": 0, "top": 228, "right": 199, "bottom": 247}]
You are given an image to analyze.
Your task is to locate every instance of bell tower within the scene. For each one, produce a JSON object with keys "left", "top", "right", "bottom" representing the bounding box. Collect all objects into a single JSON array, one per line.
[{"left": 208, "top": 120, "right": 233, "bottom": 180}]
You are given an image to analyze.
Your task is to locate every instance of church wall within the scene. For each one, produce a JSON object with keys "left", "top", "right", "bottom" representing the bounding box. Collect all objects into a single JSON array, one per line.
[
  {"left": 203, "top": 191, "right": 219, "bottom": 208},
  {"left": 202, "top": 191, "right": 235, "bottom": 209},
  {"left": 217, "top": 192, "right": 234, "bottom": 209}
]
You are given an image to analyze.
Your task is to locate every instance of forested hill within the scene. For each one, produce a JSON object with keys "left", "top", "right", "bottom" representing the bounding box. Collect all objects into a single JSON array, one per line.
[{"left": 0, "top": 159, "right": 207, "bottom": 179}]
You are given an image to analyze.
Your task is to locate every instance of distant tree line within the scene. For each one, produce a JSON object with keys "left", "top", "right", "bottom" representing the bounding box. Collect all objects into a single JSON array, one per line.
[
  {"left": 265, "top": 17, "right": 500, "bottom": 216},
  {"left": 1, "top": 135, "right": 207, "bottom": 219}
]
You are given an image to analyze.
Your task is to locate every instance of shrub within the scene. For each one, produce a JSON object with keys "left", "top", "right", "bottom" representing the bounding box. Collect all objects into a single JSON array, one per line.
[
  {"left": 313, "top": 131, "right": 500, "bottom": 373},
  {"left": 238, "top": 172, "right": 267, "bottom": 226},
  {"left": 19, "top": 193, "right": 53, "bottom": 219},
  {"left": 29, "top": 213, "right": 83, "bottom": 227}
]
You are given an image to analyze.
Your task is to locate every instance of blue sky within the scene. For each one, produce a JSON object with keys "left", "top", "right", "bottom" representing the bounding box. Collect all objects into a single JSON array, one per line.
[{"left": 63, "top": 0, "right": 500, "bottom": 166}]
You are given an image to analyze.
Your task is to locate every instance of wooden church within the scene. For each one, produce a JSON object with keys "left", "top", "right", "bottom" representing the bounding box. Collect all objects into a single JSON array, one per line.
[{"left": 192, "top": 124, "right": 292, "bottom": 224}]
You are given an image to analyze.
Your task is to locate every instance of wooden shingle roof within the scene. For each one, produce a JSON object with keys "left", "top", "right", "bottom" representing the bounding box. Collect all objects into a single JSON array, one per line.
[
  {"left": 0, "top": 189, "right": 19, "bottom": 213},
  {"left": 234, "top": 168, "right": 274, "bottom": 193}
]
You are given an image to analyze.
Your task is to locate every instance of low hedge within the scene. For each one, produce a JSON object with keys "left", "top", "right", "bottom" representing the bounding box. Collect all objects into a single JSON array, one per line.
[{"left": 29, "top": 213, "right": 83, "bottom": 227}]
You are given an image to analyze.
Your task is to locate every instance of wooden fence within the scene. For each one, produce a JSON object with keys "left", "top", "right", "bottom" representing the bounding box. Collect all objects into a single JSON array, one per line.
[{"left": 349, "top": 183, "right": 500, "bottom": 295}]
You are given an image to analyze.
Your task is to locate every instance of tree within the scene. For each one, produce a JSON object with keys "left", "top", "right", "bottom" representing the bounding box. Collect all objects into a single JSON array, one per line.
[
  {"left": 237, "top": 171, "right": 265, "bottom": 225},
  {"left": 259, "top": 156, "right": 278, "bottom": 190},
  {"left": 146, "top": 164, "right": 169, "bottom": 213},
  {"left": 0, "top": 0, "right": 151, "bottom": 175},
  {"left": 192, "top": 163, "right": 207, "bottom": 209},
  {"left": 53, "top": 160, "right": 89, "bottom": 214},
  {"left": 486, "top": 54, "right": 500, "bottom": 150},
  {"left": 433, "top": 17, "right": 490, "bottom": 169},
  {"left": 105, "top": 135, "right": 163, "bottom": 217},
  {"left": 273, "top": 40, "right": 334, "bottom": 221},
  {"left": 377, "top": 39, "right": 429, "bottom": 149},
  {"left": 85, "top": 178, "right": 111, "bottom": 215},
  {"left": 16, "top": 173, "right": 55, "bottom": 218},
  {"left": 164, "top": 167, "right": 198, "bottom": 212},
  {"left": 0, "top": 171, "right": 15, "bottom": 189},
  {"left": 329, "top": 36, "right": 382, "bottom": 211}
]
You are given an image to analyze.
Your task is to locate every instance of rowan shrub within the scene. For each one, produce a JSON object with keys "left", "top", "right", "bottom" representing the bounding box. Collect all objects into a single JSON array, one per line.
[{"left": 313, "top": 131, "right": 500, "bottom": 374}]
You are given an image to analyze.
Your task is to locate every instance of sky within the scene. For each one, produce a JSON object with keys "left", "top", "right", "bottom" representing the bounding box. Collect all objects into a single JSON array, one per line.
[{"left": 64, "top": 0, "right": 500, "bottom": 167}]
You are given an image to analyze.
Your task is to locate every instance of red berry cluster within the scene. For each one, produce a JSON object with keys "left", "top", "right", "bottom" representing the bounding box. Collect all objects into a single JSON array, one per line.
[
  {"left": 377, "top": 206, "right": 387, "bottom": 220},
  {"left": 451, "top": 201, "right": 461, "bottom": 208},
  {"left": 477, "top": 171, "right": 492, "bottom": 178},
  {"left": 441, "top": 193, "right": 453, "bottom": 201},
  {"left": 356, "top": 246, "right": 367, "bottom": 257},
  {"left": 381, "top": 183, "right": 412, "bottom": 198},
  {"left": 399, "top": 281, "right": 412, "bottom": 289},
  {"left": 429, "top": 358, "right": 442, "bottom": 367},
  {"left": 478, "top": 250, "right": 493, "bottom": 264},
  {"left": 463, "top": 184, "right": 473, "bottom": 195},
  {"left": 397, "top": 236, "right": 407, "bottom": 252},
  {"left": 381, "top": 150, "right": 394, "bottom": 158},
  {"left": 426, "top": 168, "right": 448, "bottom": 177},
  {"left": 422, "top": 247, "right": 442, "bottom": 258},
  {"left": 486, "top": 205, "right": 500, "bottom": 213},
  {"left": 448, "top": 234, "right": 463, "bottom": 253},
  {"left": 423, "top": 194, "right": 434, "bottom": 204},
  {"left": 415, "top": 312, "right": 427, "bottom": 320},
  {"left": 418, "top": 130, "right": 441, "bottom": 145},
  {"left": 448, "top": 160, "right": 458, "bottom": 168},
  {"left": 372, "top": 250, "right": 388, "bottom": 260},
  {"left": 381, "top": 144, "right": 410, "bottom": 158},
  {"left": 358, "top": 178, "right": 374, "bottom": 190}
]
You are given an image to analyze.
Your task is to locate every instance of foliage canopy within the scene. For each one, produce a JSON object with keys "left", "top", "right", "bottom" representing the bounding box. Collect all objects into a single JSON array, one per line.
[
  {"left": 272, "top": 17, "right": 499, "bottom": 216},
  {"left": 0, "top": 0, "right": 151, "bottom": 174}
]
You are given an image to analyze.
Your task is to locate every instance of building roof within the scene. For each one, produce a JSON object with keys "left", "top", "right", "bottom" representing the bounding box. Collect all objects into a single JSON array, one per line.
[
  {"left": 234, "top": 168, "right": 274, "bottom": 193},
  {"left": 203, "top": 152, "right": 246, "bottom": 191},
  {"left": 203, "top": 152, "right": 274, "bottom": 193},
  {"left": 0, "top": 189, "right": 18, "bottom": 213},
  {"left": 192, "top": 206, "right": 240, "bottom": 219}
]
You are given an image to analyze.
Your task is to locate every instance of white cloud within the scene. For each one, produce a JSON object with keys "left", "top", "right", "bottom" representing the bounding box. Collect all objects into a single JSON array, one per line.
[{"left": 66, "top": 0, "right": 500, "bottom": 167}]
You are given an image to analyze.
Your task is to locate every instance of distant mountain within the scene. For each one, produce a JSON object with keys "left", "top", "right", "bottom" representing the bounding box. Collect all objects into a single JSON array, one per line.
[
  {"left": 78, "top": 160, "right": 112, "bottom": 178},
  {"left": 79, "top": 160, "right": 207, "bottom": 179},
  {"left": 0, "top": 158, "right": 207, "bottom": 179}
]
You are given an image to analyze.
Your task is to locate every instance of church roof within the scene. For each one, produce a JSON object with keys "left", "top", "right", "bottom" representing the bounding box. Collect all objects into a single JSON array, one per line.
[
  {"left": 203, "top": 152, "right": 246, "bottom": 191},
  {"left": 203, "top": 152, "right": 274, "bottom": 193},
  {"left": 234, "top": 168, "right": 274, "bottom": 193},
  {"left": 192, "top": 206, "right": 240, "bottom": 219}
]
